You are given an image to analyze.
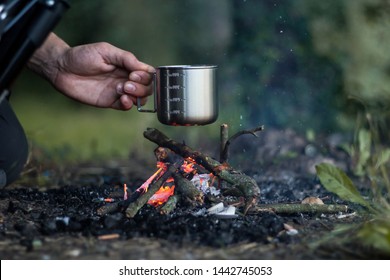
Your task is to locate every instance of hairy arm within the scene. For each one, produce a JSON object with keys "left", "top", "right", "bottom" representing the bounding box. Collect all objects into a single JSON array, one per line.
[{"left": 28, "top": 33, "right": 155, "bottom": 110}]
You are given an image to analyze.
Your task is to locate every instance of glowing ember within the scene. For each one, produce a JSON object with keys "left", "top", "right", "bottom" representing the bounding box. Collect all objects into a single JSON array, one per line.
[
  {"left": 123, "top": 183, "right": 128, "bottom": 200},
  {"left": 135, "top": 158, "right": 215, "bottom": 207},
  {"left": 136, "top": 167, "right": 164, "bottom": 194},
  {"left": 148, "top": 179, "right": 175, "bottom": 207}
]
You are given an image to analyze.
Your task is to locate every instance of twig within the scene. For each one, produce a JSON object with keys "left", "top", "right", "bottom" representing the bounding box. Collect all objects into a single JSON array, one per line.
[
  {"left": 143, "top": 128, "right": 260, "bottom": 214},
  {"left": 173, "top": 172, "right": 204, "bottom": 206},
  {"left": 125, "top": 163, "right": 180, "bottom": 218},
  {"left": 221, "top": 125, "right": 264, "bottom": 163},
  {"left": 96, "top": 189, "right": 142, "bottom": 216},
  {"left": 98, "top": 233, "right": 120, "bottom": 240},
  {"left": 159, "top": 195, "right": 180, "bottom": 215},
  {"left": 250, "top": 203, "right": 348, "bottom": 214},
  {"left": 220, "top": 124, "right": 229, "bottom": 162}
]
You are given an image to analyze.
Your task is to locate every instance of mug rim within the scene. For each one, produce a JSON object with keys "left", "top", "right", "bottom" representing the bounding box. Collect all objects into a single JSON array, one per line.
[{"left": 157, "top": 65, "right": 217, "bottom": 69}]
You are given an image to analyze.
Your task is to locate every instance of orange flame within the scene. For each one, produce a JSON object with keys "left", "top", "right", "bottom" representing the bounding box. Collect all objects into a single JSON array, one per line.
[
  {"left": 148, "top": 184, "right": 175, "bottom": 206},
  {"left": 123, "top": 183, "right": 128, "bottom": 200},
  {"left": 141, "top": 158, "right": 213, "bottom": 207},
  {"left": 137, "top": 167, "right": 164, "bottom": 194},
  {"left": 182, "top": 161, "right": 195, "bottom": 173}
]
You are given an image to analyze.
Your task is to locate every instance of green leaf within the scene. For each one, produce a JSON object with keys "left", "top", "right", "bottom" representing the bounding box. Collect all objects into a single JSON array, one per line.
[
  {"left": 357, "top": 219, "right": 390, "bottom": 254},
  {"left": 375, "top": 148, "right": 390, "bottom": 169},
  {"left": 355, "top": 129, "right": 371, "bottom": 176},
  {"left": 315, "top": 163, "right": 371, "bottom": 208},
  {"left": 358, "top": 129, "right": 371, "bottom": 160}
]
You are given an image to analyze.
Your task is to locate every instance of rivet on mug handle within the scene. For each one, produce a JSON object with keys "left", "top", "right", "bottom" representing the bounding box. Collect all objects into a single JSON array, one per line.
[{"left": 137, "top": 72, "right": 157, "bottom": 113}]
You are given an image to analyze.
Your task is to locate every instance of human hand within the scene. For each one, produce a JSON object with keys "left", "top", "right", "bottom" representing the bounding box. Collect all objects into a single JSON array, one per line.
[{"left": 29, "top": 33, "right": 155, "bottom": 110}]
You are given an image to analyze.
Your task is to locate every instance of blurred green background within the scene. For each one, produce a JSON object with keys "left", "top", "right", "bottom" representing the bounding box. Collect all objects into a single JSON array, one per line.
[{"left": 10, "top": 0, "right": 390, "bottom": 162}]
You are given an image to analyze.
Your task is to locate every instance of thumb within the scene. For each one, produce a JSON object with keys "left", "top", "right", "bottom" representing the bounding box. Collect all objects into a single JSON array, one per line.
[{"left": 112, "top": 47, "right": 155, "bottom": 73}]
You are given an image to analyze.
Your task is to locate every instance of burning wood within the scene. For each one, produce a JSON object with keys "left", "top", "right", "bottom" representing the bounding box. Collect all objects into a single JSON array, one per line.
[
  {"left": 159, "top": 194, "right": 179, "bottom": 215},
  {"left": 98, "top": 233, "right": 120, "bottom": 240},
  {"left": 143, "top": 128, "right": 261, "bottom": 214},
  {"left": 97, "top": 127, "right": 262, "bottom": 218},
  {"left": 96, "top": 127, "right": 349, "bottom": 220},
  {"left": 172, "top": 172, "right": 204, "bottom": 206},
  {"left": 125, "top": 162, "right": 181, "bottom": 218}
]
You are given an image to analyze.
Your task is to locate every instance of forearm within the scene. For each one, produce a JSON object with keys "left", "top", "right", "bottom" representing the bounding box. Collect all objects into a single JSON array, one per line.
[{"left": 27, "top": 33, "right": 70, "bottom": 84}]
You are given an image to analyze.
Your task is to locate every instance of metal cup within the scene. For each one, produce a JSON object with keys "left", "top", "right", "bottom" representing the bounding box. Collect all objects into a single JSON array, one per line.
[{"left": 137, "top": 65, "right": 218, "bottom": 126}]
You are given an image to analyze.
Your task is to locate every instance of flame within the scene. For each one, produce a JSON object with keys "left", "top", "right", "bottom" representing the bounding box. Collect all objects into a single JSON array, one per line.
[
  {"left": 139, "top": 158, "right": 214, "bottom": 207},
  {"left": 137, "top": 167, "right": 164, "bottom": 194},
  {"left": 181, "top": 161, "right": 195, "bottom": 173},
  {"left": 144, "top": 160, "right": 196, "bottom": 206},
  {"left": 99, "top": 156, "right": 215, "bottom": 209},
  {"left": 148, "top": 183, "right": 175, "bottom": 206},
  {"left": 123, "top": 183, "right": 128, "bottom": 200}
]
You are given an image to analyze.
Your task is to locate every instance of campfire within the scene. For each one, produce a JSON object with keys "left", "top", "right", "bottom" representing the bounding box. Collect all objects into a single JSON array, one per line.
[
  {"left": 145, "top": 153, "right": 215, "bottom": 208},
  {"left": 97, "top": 126, "right": 263, "bottom": 218},
  {"left": 96, "top": 126, "right": 349, "bottom": 220}
]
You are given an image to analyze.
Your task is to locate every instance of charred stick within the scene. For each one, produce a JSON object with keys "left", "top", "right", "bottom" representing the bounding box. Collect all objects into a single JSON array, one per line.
[
  {"left": 96, "top": 189, "right": 142, "bottom": 216},
  {"left": 159, "top": 195, "right": 180, "bottom": 215},
  {"left": 186, "top": 162, "right": 209, "bottom": 175},
  {"left": 125, "top": 163, "right": 180, "bottom": 218},
  {"left": 143, "top": 128, "right": 260, "bottom": 214},
  {"left": 144, "top": 127, "right": 261, "bottom": 179},
  {"left": 220, "top": 123, "right": 229, "bottom": 162},
  {"left": 144, "top": 128, "right": 221, "bottom": 172},
  {"left": 173, "top": 173, "right": 204, "bottom": 206},
  {"left": 156, "top": 147, "right": 209, "bottom": 175},
  {"left": 97, "top": 201, "right": 123, "bottom": 216},
  {"left": 250, "top": 203, "right": 348, "bottom": 214}
]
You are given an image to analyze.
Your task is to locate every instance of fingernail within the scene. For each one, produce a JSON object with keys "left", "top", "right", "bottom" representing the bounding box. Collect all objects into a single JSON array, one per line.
[
  {"left": 124, "top": 83, "right": 136, "bottom": 93},
  {"left": 130, "top": 73, "right": 141, "bottom": 82},
  {"left": 147, "top": 66, "right": 156, "bottom": 73},
  {"left": 116, "top": 83, "right": 124, "bottom": 94}
]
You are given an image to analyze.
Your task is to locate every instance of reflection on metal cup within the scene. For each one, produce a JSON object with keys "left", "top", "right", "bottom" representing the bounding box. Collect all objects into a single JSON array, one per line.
[{"left": 137, "top": 65, "right": 218, "bottom": 126}]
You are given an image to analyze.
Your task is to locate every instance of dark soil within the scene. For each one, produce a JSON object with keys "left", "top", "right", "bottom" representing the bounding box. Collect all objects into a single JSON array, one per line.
[{"left": 0, "top": 128, "right": 388, "bottom": 259}]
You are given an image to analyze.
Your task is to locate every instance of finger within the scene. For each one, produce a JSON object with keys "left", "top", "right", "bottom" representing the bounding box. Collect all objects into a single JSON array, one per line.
[
  {"left": 116, "top": 83, "right": 124, "bottom": 95},
  {"left": 129, "top": 71, "right": 154, "bottom": 86},
  {"left": 117, "top": 94, "right": 134, "bottom": 110},
  {"left": 129, "top": 58, "right": 155, "bottom": 74},
  {"left": 110, "top": 94, "right": 134, "bottom": 111},
  {"left": 114, "top": 48, "right": 155, "bottom": 74},
  {"left": 126, "top": 94, "right": 148, "bottom": 106},
  {"left": 123, "top": 82, "right": 152, "bottom": 97}
]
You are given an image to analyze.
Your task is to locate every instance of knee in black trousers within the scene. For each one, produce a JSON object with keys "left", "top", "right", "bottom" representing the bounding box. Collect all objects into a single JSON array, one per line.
[{"left": 0, "top": 99, "right": 29, "bottom": 187}]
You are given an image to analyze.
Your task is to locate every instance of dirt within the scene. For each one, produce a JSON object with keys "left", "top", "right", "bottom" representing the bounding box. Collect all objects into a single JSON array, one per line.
[{"left": 0, "top": 128, "right": 388, "bottom": 260}]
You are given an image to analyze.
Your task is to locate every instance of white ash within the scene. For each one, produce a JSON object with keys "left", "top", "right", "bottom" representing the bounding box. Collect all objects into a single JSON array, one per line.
[{"left": 191, "top": 174, "right": 220, "bottom": 196}]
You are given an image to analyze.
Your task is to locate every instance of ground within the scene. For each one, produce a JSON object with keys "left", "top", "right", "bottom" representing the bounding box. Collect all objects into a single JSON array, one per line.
[{"left": 0, "top": 128, "right": 388, "bottom": 259}]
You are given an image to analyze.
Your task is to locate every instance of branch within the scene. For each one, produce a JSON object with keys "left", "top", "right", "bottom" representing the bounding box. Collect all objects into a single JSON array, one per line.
[
  {"left": 250, "top": 203, "right": 348, "bottom": 214},
  {"left": 159, "top": 195, "right": 180, "bottom": 215},
  {"left": 125, "top": 163, "right": 179, "bottom": 218},
  {"left": 221, "top": 125, "right": 264, "bottom": 163},
  {"left": 143, "top": 128, "right": 260, "bottom": 214},
  {"left": 96, "top": 189, "right": 142, "bottom": 216},
  {"left": 220, "top": 124, "right": 229, "bottom": 162}
]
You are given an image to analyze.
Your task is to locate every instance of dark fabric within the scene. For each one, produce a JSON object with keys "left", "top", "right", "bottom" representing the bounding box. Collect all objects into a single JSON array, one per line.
[
  {"left": 0, "top": 99, "right": 28, "bottom": 186},
  {"left": 0, "top": 169, "right": 6, "bottom": 188}
]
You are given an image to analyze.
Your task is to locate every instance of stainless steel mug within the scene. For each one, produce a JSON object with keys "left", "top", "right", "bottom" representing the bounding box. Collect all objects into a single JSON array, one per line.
[{"left": 137, "top": 65, "right": 218, "bottom": 126}]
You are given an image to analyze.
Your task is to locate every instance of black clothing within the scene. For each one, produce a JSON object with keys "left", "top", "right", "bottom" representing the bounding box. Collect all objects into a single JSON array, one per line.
[
  {"left": 0, "top": 0, "right": 69, "bottom": 187},
  {"left": 0, "top": 98, "right": 28, "bottom": 186}
]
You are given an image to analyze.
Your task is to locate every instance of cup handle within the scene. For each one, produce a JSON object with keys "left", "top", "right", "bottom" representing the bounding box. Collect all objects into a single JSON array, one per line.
[{"left": 137, "top": 72, "right": 157, "bottom": 113}]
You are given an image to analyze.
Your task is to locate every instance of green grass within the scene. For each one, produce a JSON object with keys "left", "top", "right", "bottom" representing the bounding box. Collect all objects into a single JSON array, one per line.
[{"left": 11, "top": 88, "right": 159, "bottom": 161}]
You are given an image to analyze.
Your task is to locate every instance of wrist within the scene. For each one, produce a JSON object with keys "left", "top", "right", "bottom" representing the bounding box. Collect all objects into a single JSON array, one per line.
[{"left": 27, "top": 33, "right": 70, "bottom": 85}]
